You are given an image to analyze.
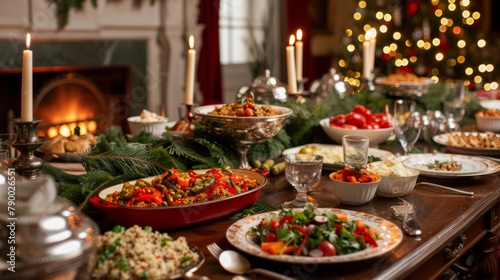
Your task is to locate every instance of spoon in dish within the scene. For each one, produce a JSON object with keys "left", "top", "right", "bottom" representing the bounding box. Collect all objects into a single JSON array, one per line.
[
  {"left": 219, "top": 250, "right": 295, "bottom": 280},
  {"left": 391, "top": 199, "right": 422, "bottom": 237},
  {"left": 207, "top": 243, "right": 294, "bottom": 280}
]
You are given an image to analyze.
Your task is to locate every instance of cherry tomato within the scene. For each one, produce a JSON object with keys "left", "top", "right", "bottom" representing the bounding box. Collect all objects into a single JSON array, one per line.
[
  {"left": 318, "top": 240, "right": 337, "bottom": 256},
  {"left": 372, "top": 113, "right": 388, "bottom": 123},
  {"left": 353, "top": 105, "right": 372, "bottom": 118},
  {"left": 244, "top": 108, "right": 254, "bottom": 116},
  {"left": 378, "top": 120, "right": 392, "bottom": 128},
  {"left": 264, "top": 233, "right": 277, "bottom": 242},
  {"left": 345, "top": 112, "right": 366, "bottom": 128},
  {"left": 371, "top": 123, "right": 380, "bottom": 129},
  {"left": 341, "top": 124, "right": 358, "bottom": 129},
  {"left": 330, "top": 114, "right": 347, "bottom": 126},
  {"left": 361, "top": 123, "right": 374, "bottom": 129}
]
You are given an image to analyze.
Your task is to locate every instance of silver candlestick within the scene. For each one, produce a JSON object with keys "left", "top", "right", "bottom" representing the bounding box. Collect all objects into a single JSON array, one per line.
[
  {"left": 297, "top": 78, "right": 308, "bottom": 93},
  {"left": 7, "top": 118, "right": 47, "bottom": 180}
]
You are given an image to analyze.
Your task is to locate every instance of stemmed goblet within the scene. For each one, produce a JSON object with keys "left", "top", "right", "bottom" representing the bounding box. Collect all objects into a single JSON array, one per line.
[
  {"left": 393, "top": 99, "right": 422, "bottom": 156},
  {"left": 281, "top": 154, "right": 323, "bottom": 209}
]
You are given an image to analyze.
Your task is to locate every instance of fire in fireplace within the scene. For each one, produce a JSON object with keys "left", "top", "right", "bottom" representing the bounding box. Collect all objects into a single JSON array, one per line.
[
  {"left": 34, "top": 73, "right": 104, "bottom": 138},
  {"left": 0, "top": 65, "right": 131, "bottom": 136}
]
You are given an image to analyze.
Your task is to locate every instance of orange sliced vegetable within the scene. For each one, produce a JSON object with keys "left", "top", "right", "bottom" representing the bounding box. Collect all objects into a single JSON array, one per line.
[{"left": 261, "top": 241, "right": 294, "bottom": 255}]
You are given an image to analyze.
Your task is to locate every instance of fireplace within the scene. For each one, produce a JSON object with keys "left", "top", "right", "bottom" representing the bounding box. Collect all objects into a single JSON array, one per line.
[{"left": 0, "top": 65, "right": 131, "bottom": 136}]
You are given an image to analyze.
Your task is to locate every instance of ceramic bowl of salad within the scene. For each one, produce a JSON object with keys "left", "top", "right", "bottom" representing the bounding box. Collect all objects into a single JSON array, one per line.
[
  {"left": 367, "top": 156, "right": 419, "bottom": 198},
  {"left": 329, "top": 167, "right": 381, "bottom": 205}
]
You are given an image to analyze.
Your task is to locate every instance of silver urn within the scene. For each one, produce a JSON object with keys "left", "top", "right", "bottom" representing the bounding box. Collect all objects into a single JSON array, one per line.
[{"left": 0, "top": 174, "right": 99, "bottom": 279}]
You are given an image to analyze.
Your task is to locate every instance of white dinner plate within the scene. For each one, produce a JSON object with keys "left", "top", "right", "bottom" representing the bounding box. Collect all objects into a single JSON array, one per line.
[
  {"left": 400, "top": 153, "right": 500, "bottom": 178},
  {"left": 283, "top": 143, "right": 394, "bottom": 170},
  {"left": 433, "top": 133, "right": 500, "bottom": 156},
  {"left": 226, "top": 208, "right": 403, "bottom": 264}
]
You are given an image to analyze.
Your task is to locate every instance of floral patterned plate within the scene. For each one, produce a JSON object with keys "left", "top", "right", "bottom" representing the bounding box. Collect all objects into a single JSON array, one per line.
[{"left": 226, "top": 208, "right": 403, "bottom": 264}]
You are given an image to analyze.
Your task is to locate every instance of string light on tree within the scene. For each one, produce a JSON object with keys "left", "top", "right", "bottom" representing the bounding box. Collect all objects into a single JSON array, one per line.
[{"left": 338, "top": 0, "right": 496, "bottom": 90}]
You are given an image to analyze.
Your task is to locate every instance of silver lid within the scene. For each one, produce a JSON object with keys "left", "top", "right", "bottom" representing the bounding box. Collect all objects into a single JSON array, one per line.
[
  {"left": 0, "top": 174, "right": 99, "bottom": 279},
  {"left": 237, "top": 69, "right": 288, "bottom": 102},
  {"left": 309, "top": 68, "right": 354, "bottom": 100}
]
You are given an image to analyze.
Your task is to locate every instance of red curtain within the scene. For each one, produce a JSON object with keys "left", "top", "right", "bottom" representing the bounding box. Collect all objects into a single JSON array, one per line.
[
  {"left": 197, "top": 0, "right": 223, "bottom": 105},
  {"left": 286, "top": 0, "right": 315, "bottom": 86}
]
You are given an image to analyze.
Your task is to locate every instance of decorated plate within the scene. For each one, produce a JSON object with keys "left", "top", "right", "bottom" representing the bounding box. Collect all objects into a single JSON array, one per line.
[
  {"left": 433, "top": 133, "right": 500, "bottom": 156},
  {"left": 226, "top": 208, "right": 402, "bottom": 264},
  {"left": 283, "top": 144, "right": 394, "bottom": 170},
  {"left": 375, "top": 77, "right": 435, "bottom": 86},
  {"left": 400, "top": 153, "right": 499, "bottom": 178}
]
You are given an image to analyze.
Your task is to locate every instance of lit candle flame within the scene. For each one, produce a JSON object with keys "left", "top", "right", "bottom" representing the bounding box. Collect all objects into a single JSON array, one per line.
[
  {"left": 289, "top": 35, "right": 295, "bottom": 46},
  {"left": 296, "top": 29, "right": 303, "bottom": 41},
  {"left": 368, "top": 28, "right": 377, "bottom": 40},
  {"left": 26, "top": 33, "right": 31, "bottom": 49},
  {"left": 188, "top": 35, "right": 194, "bottom": 49}
]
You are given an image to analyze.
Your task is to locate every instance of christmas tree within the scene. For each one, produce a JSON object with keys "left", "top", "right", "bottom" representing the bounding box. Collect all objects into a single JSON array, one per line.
[{"left": 338, "top": 0, "right": 498, "bottom": 91}]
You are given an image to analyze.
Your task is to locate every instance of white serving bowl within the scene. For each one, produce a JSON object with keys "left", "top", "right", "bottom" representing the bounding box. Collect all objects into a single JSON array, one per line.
[
  {"left": 329, "top": 173, "right": 380, "bottom": 205},
  {"left": 319, "top": 118, "right": 394, "bottom": 147},
  {"left": 127, "top": 116, "right": 169, "bottom": 138},
  {"left": 475, "top": 115, "right": 500, "bottom": 133},
  {"left": 368, "top": 162, "right": 419, "bottom": 197}
]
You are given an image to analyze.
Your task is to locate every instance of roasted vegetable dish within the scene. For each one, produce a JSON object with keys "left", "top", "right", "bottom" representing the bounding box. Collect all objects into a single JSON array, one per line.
[
  {"left": 330, "top": 166, "right": 380, "bottom": 183},
  {"left": 208, "top": 95, "right": 283, "bottom": 117},
  {"left": 104, "top": 167, "right": 260, "bottom": 207}
]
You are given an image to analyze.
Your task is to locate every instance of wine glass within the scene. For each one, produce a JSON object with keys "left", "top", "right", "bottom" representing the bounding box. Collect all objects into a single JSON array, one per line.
[
  {"left": 281, "top": 154, "right": 323, "bottom": 209},
  {"left": 393, "top": 99, "right": 422, "bottom": 155},
  {"left": 443, "top": 101, "right": 465, "bottom": 123}
]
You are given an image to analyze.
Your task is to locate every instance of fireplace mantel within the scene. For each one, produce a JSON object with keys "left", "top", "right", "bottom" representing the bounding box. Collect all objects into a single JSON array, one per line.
[{"left": 0, "top": 0, "right": 203, "bottom": 121}]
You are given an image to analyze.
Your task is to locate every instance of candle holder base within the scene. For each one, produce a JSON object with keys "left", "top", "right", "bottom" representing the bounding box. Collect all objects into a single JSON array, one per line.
[
  {"left": 297, "top": 78, "right": 309, "bottom": 93},
  {"left": 363, "top": 76, "right": 376, "bottom": 92},
  {"left": 184, "top": 103, "right": 196, "bottom": 131},
  {"left": 169, "top": 103, "right": 198, "bottom": 137},
  {"left": 287, "top": 91, "right": 310, "bottom": 104},
  {"left": 8, "top": 118, "right": 48, "bottom": 180}
]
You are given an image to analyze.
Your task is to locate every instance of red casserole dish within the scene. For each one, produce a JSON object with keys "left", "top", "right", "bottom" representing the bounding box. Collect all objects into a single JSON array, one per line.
[{"left": 89, "top": 169, "right": 267, "bottom": 230}]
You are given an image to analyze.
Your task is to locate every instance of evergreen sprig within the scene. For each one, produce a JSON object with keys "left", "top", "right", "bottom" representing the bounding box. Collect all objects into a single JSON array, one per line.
[{"left": 46, "top": 87, "right": 485, "bottom": 210}]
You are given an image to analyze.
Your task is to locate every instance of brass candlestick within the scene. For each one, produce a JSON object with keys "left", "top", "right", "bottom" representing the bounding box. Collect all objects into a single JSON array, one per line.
[
  {"left": 184, "top": 103, "right": 195, "bottom": 130},
  {"left": 8, "top": 118, "right": 47, "bottom": 180}
]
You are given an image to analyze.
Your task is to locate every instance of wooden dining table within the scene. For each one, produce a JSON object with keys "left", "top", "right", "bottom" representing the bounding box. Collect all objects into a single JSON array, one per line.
[{"left": 157, "top": 162, "right": 500, "bottom": 280}]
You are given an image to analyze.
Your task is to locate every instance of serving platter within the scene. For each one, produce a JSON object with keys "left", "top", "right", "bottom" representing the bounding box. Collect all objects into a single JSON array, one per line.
[
  {"left": 375, "top": 77, "right": 435, "bottom": 87},
  {"left": 399, "top": 153, "right": 500, "bottom": 178},
  {"left": 89, "top": 169, "right": 267, "bottom": 231},
  {"left": 375, "top": 77, "right": 435, "bottom": 97},
  {"left": 37, "top": 149, "right": 85, "bottom": 162},
  {"left": 226, "top": 208, "right": 403, "bottom": 264},
  {"left": 433, "top": 133, "right": 500, "bottom": 156},
  {"left": 283, "top": 143, "right": 394, "bottom": 170}
]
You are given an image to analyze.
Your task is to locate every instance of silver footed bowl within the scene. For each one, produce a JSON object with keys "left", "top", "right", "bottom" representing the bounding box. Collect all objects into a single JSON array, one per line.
[{"left": 193, "top": 104, "right": 293, "bottom": 168}]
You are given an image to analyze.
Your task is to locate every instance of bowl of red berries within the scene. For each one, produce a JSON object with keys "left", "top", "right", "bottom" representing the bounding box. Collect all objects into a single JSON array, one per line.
[{"left": 320, "top": 105, "right": 394, "bottom": 147}]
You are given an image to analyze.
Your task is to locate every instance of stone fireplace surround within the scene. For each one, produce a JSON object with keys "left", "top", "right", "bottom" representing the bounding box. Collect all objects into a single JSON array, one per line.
[{"left": 0, "top": 0, "right": 203, "bottom": 131}]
